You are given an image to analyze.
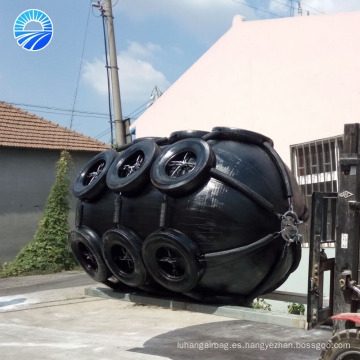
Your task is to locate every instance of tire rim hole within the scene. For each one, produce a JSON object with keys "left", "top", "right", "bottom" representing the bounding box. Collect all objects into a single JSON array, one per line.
[
  {"left": 78, "top": 243, "right": 98, "bottom": 273},
  {"left": 165, "top": 151, "right": 197, "bottom": 178},
  {"left": 118, "top": 151, "right": 145, "bottom": 178},
  {"left": 84, "top": 160, "right": 106, "bottom": 186},
  {"left": 112, "top": 244, "right": 135, "bottom": 275},
  {"left": 156, "top": 247, "right": 186, "bottom": 279}
]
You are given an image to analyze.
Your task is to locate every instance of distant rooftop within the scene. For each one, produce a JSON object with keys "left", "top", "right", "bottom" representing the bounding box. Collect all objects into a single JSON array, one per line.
[{"left": 0, "top": 101, "right": 109, "bottom": 151}]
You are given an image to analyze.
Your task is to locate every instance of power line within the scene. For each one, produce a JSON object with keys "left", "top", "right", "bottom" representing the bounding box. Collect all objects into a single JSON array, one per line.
[
  {"left": 94, "top": 101, "right": 149, "bottom": 140},
  {"left": 271, "top": 0, "right": 292, "bottom": 10},
  {"left": 125, "top": 100, "right": 149, "bottom": 118},
  {"left": 270, "top": 0, "right": 323, "bottom": 16},
  {"left": 69, "top": 0, "right": 92, "bottom": 130},
  {"left": 300, "top": 0, "right": 324, "bottom": 14},
  {"left": 95, "top": 127, "right": 111, "bottom": 140},
  {"left": 230, "top": 0, "right": 283, "bottom": 18},
  {"left": 230, "top": 0, "right": 322, "bottom": 17},
  {"left": 9, "top": 98, "right": 150, "bottom": 121},
  {"left": 9, "top": 102, "right": 109, "bottom": 117},
  {"left": 17, "top": 108, "right": 109, "bottom": 119}
]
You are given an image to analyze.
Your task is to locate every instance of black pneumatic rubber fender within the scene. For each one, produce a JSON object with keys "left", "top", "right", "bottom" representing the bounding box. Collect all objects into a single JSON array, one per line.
[
  {"left": 68, "top": 227, "right": 111, "bottom": 282},
  {"left": 142, "top": 229, "right": 203, "bottom": 293},
  {"left": 73, "top": 149, "right": 117, "bottom": 200},
  {"left": 106, "top": 140, "right": 161, "bottom": 194},
  {"left": 150, "top": 138, "right": 216, "bottom": 196},
  {"left": 209, "top": 126, "right": 274, "bottom": 147},
  {"left": 320, "top": 329, "right": 360, "bottom": 360},
  {"left": 101, "top": 228, "right": 147, "bottom": 287}
]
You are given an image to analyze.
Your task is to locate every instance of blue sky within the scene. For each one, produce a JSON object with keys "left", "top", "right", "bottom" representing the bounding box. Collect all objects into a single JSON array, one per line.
[{"left": 1, "top": 0, "right": 360, "bottom": 144}]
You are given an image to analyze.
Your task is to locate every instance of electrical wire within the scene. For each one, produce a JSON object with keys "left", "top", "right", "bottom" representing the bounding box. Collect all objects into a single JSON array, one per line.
[
  {"left": 16, "top": 108, "right": 108, "bottom": 119},
  {"left": 230, "top": 0, "right": 283, "bottom": 18},
  {"left": 94, "top": 99, "right": 150, "bottom": 140},
  {"left": 128, "top": 107, "right": 147, "bottom": 120},
  {"left": 299, "top": 0, "right": 324, "bottom": 14},
  {"left": 124, "top": 100, "right": 149, "bottom": 118},
  {"left": 230, "top": 0, "right": 322, "bottom": 17},
  {"left": 95, "top": 127, "right": 111, "bottom": 140},
  {"left": 8, "top": 102, "right": 109, "bottom": 118},
  {"left": 271, "top": 0, "right": 293, "bottom": 10},
  {"left": 69, "top": 0, "right": 92, "bottom": 130}
]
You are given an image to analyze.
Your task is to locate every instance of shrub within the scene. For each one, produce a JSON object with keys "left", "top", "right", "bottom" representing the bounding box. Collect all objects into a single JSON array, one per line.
[
  {"left": 0, "top": 151, "right": 77, "bottom": 277},
  {"left": 253, "top": 298, "right": 272, "bottom": 311},
  {"left": 288, "top": 303, "right": 305, "bottom": 315}
]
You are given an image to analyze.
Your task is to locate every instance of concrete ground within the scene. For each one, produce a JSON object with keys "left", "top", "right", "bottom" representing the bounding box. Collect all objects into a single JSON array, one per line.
[{"left": 0, "top": 271, "right": 332, "bottom": 359}]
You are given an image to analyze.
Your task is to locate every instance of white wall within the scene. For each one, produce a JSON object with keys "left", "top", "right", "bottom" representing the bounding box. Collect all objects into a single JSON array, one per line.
[{"left": 133, "top": 11, "right": 360, "bottom": 165}]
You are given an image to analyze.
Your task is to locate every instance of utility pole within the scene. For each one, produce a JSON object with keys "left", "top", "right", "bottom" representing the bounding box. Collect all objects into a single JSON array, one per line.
[{"left": 99, "top": 0, "right": 125, "bottom": 146}]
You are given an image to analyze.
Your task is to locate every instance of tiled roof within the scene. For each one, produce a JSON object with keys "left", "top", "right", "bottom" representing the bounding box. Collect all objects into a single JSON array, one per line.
[{"left": 0, "top": 101, "right": 110, "bottom": 151}]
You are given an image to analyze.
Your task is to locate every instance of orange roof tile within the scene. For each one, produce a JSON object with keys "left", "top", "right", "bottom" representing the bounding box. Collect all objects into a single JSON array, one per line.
[{"left": 0, "top": 101, "right": 110, "bottom": 152}]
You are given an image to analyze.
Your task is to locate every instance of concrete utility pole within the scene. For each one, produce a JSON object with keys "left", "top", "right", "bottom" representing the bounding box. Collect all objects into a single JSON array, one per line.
[{"left": 104, "top": 0, "right": 125, "bottom": 146}]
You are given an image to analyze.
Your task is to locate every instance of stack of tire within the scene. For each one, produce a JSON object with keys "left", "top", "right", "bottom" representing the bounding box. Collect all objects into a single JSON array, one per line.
[{"left": 68, "top": 127, "right": 308, "bottom": 305}]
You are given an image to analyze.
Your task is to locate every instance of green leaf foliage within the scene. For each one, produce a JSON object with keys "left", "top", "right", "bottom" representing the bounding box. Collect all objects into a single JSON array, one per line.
[
  {"left": 0, "top": 151, "right": 77, "bottom": 277},
  {"left": 287, "top": 303, "right": 305, "bottom": 315},
  {"left": 253, "top": 298, "right": 272, "bottom": 311}
]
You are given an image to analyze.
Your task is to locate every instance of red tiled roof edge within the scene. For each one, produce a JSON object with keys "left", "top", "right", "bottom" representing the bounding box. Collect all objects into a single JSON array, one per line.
[{"left": 0, "top": 101, "right": 110, "bottom": 152}]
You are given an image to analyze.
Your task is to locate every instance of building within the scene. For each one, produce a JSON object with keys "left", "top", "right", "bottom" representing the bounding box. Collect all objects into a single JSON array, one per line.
[
  {"left": 132, "top": 11, "right": 360, "bottom": 166},
  {"left": 0, "top": 101, "right": 109, "bottom": 264}
]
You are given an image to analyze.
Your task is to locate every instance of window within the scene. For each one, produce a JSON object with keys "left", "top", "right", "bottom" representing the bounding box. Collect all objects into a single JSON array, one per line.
[{"left": 290, "top": 136, "right": 343, "bottom": 245}]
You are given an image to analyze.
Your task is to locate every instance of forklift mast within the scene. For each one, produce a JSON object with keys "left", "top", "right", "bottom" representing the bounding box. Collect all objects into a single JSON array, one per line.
[{"left": 307, "top": 123, "right": 360, "bottom": 332}]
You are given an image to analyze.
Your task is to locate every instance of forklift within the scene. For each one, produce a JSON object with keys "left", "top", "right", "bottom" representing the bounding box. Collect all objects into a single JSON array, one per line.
[{"left": 306, "top": 124, "right": 360, "bottom": 359}]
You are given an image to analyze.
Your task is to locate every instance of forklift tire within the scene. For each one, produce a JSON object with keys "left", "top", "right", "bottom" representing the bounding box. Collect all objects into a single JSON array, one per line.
[{"left": 320, "top": 329, "right": 360, "bottom": 360}]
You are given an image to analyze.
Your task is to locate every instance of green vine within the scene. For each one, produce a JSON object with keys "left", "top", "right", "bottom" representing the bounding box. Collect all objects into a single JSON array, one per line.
[{"left": 0, "top": 150, "right": 77, "bottom": 277}]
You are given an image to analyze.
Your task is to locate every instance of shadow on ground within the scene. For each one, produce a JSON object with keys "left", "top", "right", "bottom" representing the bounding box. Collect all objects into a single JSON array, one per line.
[{"left": 129, "top": 319, "right": 331, "bottom": 360}]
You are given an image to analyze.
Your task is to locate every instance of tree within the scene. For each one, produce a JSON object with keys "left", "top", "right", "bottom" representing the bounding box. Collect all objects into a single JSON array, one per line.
[{"left": 0, "top": 150, "right": 76, "bottom": 277}]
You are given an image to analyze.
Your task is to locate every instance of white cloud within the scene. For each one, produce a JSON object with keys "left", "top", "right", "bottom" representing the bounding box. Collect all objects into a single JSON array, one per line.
[{"left": 82, "top": 41, "right": 170, "bottom": 104}]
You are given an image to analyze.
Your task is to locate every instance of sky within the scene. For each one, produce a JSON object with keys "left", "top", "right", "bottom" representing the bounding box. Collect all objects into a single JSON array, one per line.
[{"left": 1, "top": 0, "right": 360, "bottom": 144}]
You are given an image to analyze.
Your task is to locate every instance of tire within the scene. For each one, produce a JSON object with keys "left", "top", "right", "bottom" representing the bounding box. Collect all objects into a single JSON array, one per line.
[
  {"left": 320, "top": 329, "right": 360, "bottom": 360},
  {"left": 209, "top": 126, "right": 274, "bottom": 147},
  {"left": 68, "top": 227, "right": 111, "bottom": 282},
  {"left": 73, "top": 149, "right": 116, "bottom": 200},
  {"left": 142, "top": 229, "right": 202, "bottom": 293},
  {"left": 101, "top": 228, "right": 147, "bottom": 287},
  {"left": 106, "top": 140, "right": 161, "bottom": 194},
  {"left": 150, "top": 138, "right": 216, "bottom": 195},
  {"left": 168, "top": 130, "right": 209, "bottom": 144},
  {"left": 134, "top": 137, "right": 169, "bottom": 146},
  {"left": 116, "top": 137, "right": 169, "bottom": 152}
]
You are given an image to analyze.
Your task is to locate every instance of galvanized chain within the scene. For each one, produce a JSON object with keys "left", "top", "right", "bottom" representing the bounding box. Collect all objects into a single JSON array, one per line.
[{"left": 278, "top": 197, "right": 303, "bottom": 245}]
